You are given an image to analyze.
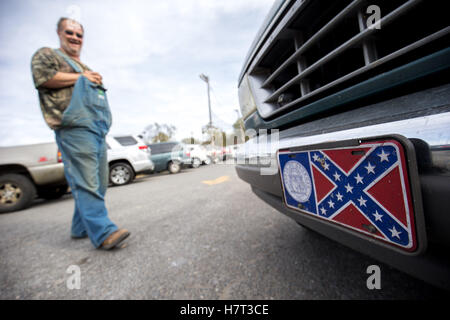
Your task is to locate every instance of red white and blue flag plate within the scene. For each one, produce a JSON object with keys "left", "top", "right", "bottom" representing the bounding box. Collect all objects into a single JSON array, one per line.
[{"left": 278, "top": 138, "right": 421, "bottom": 252}]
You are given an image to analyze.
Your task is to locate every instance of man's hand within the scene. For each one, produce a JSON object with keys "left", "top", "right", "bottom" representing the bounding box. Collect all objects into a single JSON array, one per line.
[{"left": 82, "top": 71, "right": 103, "bottom": 85}]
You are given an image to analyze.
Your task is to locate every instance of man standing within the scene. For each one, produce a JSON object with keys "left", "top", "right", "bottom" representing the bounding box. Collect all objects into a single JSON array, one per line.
[{"left": 31, "top": 18, "right": 130, "bottom": 250}]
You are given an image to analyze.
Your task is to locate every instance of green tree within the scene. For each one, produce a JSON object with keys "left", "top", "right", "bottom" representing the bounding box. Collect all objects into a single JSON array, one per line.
[
  {"left": 181, "top": 137, "right": 201, "bottom": 145},
  {"left": 231, "top": 118, "right": 245, "bottom": 144},
  {"left": 141, "top": 123, "right": 177, "bottom": 143}
]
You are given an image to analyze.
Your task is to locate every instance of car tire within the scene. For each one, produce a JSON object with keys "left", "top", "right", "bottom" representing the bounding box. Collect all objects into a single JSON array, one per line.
[
  {"left": 168, "top": 161, "right": 181, "bottom": 174},
  {"left": 37, "top": 184, "right": 68, "bottom": 200},
  {"left": 203, "top": 157, "right": 212, "bottom": 165},
  {"left": 109, "top": 162, "right": 134, "bottom": 186},
  {"left": 0, "top": 174, "right": 37, "bottom": 213},
  {"left": 191, "top": 157, "right": 201, "bottom": 169}
]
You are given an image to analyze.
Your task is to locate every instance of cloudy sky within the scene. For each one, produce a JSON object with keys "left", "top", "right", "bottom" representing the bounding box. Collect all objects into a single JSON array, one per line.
[{"left": 0, "top": 0, "right": 274, "bottom": 146}]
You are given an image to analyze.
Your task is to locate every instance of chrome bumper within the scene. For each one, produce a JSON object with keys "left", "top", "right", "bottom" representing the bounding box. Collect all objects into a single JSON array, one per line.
[{"left": 237, "top": 111, "right": 450, "bottom": 174}]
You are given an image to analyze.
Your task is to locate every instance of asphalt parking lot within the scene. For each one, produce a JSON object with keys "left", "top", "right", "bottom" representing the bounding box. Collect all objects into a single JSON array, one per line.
[{"left": 0, "top": 163, "right": 448, "bottom": 300}]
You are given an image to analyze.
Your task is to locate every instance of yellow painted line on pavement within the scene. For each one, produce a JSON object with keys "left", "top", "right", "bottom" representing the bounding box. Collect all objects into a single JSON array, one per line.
[{"left": 202, "top": 175, "right": 230, "bottom": 185}]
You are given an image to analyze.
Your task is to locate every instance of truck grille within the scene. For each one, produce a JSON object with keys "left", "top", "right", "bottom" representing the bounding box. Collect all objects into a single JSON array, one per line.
[{"left": 246, "top": 0, "right": 450, "bottom": 119}]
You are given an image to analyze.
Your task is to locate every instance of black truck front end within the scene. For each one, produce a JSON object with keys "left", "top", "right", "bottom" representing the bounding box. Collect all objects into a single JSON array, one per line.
[{"left": 236, "top": 0, "right": 450, "bottom": 289}]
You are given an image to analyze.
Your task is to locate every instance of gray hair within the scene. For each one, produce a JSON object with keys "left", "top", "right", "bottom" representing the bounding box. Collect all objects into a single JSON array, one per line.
[{"left": 57, "top": 17, "right": 84, "bottom": 33}]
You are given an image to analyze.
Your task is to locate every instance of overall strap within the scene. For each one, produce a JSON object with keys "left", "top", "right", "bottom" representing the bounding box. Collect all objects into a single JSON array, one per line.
[{"left": 54, "top": 49, "right": 83, "bottom": 73}]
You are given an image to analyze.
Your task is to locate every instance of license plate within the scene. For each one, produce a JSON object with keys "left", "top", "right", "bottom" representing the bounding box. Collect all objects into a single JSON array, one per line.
[{"left": 277, "top": 136, "right": 425, "bottom": 253}]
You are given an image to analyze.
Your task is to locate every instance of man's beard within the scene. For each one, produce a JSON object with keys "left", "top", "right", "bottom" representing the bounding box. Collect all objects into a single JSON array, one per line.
[{"left": 61, "top": 42, "right": 81, "bottom": 57}]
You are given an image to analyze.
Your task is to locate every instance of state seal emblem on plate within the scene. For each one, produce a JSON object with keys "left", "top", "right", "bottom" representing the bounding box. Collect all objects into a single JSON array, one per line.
[{"left": 282, "top": 160, "right": 312, "bottom": 203}]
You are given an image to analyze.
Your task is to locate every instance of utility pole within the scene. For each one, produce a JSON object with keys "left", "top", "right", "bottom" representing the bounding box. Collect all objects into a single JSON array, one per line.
[
  {"left": 199, "top": 73, "right": 214, "bottom": 146},
  {"left": 199, "top": 73, "right": 212, "bottom": 129}
]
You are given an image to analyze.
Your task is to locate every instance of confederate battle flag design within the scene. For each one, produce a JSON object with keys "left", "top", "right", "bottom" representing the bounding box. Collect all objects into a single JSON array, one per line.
[{"left": 278, "top": 139, "right": 418, "bottom": 252}]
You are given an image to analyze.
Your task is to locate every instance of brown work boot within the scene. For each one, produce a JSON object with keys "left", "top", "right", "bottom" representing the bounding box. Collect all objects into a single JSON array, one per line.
[{"left": 101, "top": 229, "right": 130, "bottom": 250}]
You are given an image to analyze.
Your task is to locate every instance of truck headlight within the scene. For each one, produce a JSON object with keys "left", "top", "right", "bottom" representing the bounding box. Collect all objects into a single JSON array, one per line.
[{"left": 238, "top": 74, "right": 257, "bottom": 120}]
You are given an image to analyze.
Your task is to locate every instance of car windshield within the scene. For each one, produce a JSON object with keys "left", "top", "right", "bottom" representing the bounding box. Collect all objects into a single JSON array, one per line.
[{"left": 114, "top": 136, "right": 138, "bottom": 146}]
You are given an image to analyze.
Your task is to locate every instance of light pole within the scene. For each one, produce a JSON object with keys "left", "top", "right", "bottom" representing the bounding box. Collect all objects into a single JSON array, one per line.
[
  {"left": 199, "top": 73, "right": 212, "bottom": 129},
  {"left": 235, "top": 109, "right": 245, "bottom": 144}
]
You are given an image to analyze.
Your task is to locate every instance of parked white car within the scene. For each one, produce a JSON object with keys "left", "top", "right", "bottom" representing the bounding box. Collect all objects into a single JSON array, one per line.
[
  {"left": 203, "top": 144, "right": 221, "bottom": 164},
  {"left": 106, "top": 135, "right": 154, "bottom": 186},
  {"left": 184, "top": 144, "right": 211, "bottom": 168}
]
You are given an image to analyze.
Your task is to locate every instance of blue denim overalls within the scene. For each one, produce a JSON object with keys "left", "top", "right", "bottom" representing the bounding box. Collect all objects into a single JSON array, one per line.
[{"left": 54, "top": 49, "right": 118, "bottom": 248}]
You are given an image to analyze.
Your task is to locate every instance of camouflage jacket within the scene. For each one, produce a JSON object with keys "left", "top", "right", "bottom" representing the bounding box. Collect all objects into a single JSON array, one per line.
[{"left": 31, "top": 47, "right": 90, "bottom": 129}]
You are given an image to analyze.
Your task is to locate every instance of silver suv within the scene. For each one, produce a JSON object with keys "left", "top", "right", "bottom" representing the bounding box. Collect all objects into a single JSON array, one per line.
[
  {"left": 106, "top": 135, "right": 154, "bottom": 186},
  {"left": 0, "top": 142, "right": 67, "bottom": 213}
]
